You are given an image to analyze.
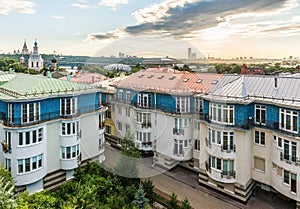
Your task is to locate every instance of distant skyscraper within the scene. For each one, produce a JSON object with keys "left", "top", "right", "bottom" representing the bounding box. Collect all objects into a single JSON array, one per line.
[
  {"left": 188, "top": 48, "right": 192, "bottom": 59},
  {"left": 21, "top": 39, "right": 29, "bottom": 55}
]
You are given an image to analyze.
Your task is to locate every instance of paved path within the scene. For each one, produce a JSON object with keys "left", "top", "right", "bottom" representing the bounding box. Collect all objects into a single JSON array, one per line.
[{"left": 103, "top": 145, "right": 295, "bottom": 209}]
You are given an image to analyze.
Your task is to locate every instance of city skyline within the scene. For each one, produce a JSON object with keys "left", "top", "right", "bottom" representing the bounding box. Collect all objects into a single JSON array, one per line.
[{"left": 0, "top": 0, "right": 300, "bottom": 59}]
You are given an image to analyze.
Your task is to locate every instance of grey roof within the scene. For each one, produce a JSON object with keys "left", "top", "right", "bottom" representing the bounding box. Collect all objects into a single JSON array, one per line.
[{"left": 206, "top": 75, "right": 300, "bottom": 107}]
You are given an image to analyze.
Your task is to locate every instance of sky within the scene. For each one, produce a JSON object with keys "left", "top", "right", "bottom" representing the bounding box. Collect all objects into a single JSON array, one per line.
[{"left": 0, "top": 0, "right": 300, "bottom": 59}]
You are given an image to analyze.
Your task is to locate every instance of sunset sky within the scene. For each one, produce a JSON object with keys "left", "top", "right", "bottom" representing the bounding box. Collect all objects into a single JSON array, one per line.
[{"left": 0, "top": 0, "right": 299, "bottom": 59}]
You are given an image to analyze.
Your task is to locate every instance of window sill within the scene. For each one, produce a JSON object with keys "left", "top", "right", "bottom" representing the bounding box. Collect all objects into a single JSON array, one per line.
[
  {"left": 18, "top": 141, "right": 43, "bottom": 148},
  {"left": 17, "top": 167, "right": 43, "bottom": 176}
]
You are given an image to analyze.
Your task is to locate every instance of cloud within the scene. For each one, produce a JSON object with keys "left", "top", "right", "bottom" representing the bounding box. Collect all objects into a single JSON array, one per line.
[
  {"left": 49, "top": 15, "right": 66, "bottom": 19},
  {"left": 86, "top": 28, "right": 128, "bottom": 42},
  {"left": 0, "top": 0, "right": 35, "bottom": 15},
  {"left": 71, "top": 3, "right": 92, "bottom": 9},
  {"left": 98, "top": 0, "right": 128, "bottom": 10},
  {"left": 87, "top": 0, "right": 299, "bottom": 42}
]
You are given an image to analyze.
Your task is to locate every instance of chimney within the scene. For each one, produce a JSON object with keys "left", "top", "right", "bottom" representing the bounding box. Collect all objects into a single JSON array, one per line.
[{"left": 274, "top": 77, "right": 278, "bottom": 89}]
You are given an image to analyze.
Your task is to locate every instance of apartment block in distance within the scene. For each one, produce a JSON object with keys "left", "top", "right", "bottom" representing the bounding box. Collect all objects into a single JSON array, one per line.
[{"left": 0, "top": 72, "right": 106, "bottom": 193}]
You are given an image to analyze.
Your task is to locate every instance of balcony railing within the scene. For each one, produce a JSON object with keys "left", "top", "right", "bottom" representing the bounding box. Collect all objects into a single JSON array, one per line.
[
  {"left": 141, "top": 122, "right": 152, "bottom": 128},
  {"left": 1, "top": 141, "right": 11, "bottom": 154},
  {"left": 280, "top": 152, "right": 299, "bottom": 165},
  {"left": 0, "top": 105, "right": 106, "bottom": 127},
  {"left": 221, "top": 170, "right": 236, "bottom": 179},
  {"left": 221, "top": 144, "right": 236, "bottom": 153},
  {"left": 205, "top": 137, "right": 235, "bottom": 153},
  {"left": 199, "top": 114, "right": 300, "bottom": 136},
  {"left": 173, "top": 128, "right": 184, "bottom": 135},
  {"left": 99, "top": 122, "right": 105, "bottom": 129}
]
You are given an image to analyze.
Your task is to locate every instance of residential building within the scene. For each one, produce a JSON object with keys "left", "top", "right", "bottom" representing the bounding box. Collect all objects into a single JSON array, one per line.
[
  {"left": 0, "top": 72, "right": 106, "bottom": 193},
  {"left": 104, "top": 68, "right": 222, "bottom": 169},
  {"left": 198, "top": 75, "right": 300, "bottom": 206},
  {"left": 241, "top": 64, "right": 264, "bottom": 75}
]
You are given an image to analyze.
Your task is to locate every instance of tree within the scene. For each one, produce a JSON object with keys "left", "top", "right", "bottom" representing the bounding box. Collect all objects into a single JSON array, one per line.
[
  {"left": 169, "top": 192, "right": 179, "bottom": 209},
  {"left": 0, "top": 166, "right": 18, "bottom": 209},
  {"left": 181, "top": 197, "right": 191, "bottom": 209},
  {"left": 142, "top": 179, "right": 154, "bottom": 205},
  {"left": 132, "top": 186, "right": 149, "bottom": 209},
  {"left": 114, "top": 129, "right": 141, "bottom": 180}
]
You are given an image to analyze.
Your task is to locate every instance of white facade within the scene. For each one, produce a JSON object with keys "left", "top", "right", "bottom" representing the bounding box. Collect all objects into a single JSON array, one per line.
[{"left": 28, "top": 40, "right": 43, "bottom": 71}]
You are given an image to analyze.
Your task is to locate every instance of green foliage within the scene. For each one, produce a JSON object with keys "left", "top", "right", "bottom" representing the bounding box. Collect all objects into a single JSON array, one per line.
[
  {"left": 0, "top": 166, "right": 17, "bottom": 209},
  {"left": 181, "top": 197, "right": 191, "bottom": 209},
  {"left": 214, "top": 63, "right": 242, "bottom": 74},
  {"left": 115, "top": 129, "right": 141, "bottom": 181},
  {"left": 132, "top": 186, "right": 149, "bottom": 209},
  {"left": 169, "top": 192, "right": 179, "bottom": 209},
  {"left": 17, "top": 162, "right": 141, "bottom": 208}
]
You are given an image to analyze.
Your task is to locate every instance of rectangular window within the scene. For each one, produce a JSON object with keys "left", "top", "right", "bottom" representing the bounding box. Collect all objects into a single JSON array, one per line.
[
  {"left": 176, "top": 97, "right": 190, "bottom": 113},
  {"left": 209, "top": 103, "right": 234, "bottom": 125},
  {"left": 61, "top": 98, "right": 77, "bottom": 116},
  {"left": 105, "top": 125, "right": 111, "bottom": 134},
  {"left": 19, "top": 132, "right": 23, "bottom": 146},
  {"left": 25, "top": 158, "right": 30, "bottom": 172},
  {"left": 5, "top": 159, "right": 11, "bottom": 172},
  {"left": 280, "top": 109, "right": 298, "bottom": 133},
  {"left": 138, "top": 93, "right": 151, "bottom": 108},
  {"left": 126, "top": 91, "right": 131, "bottom": 102},
  {"left": 284, "top": 170, "right": 289, "bottom": 184},
  {"left": 194, "top": 139, "right": 200, "bottom": 151},
  {"left": 126, "top": 107, "right": 130, "bottom": 117},
  {"left": 66, "top": 147, "right": 71, "bottom": 159},
  {"left": 254, "top": 131, "right": 265, "bottom": 145},
  {"left": 25, "top": 132, "right": 30, "bottom": 145},
  {"left": 283, "top": 140, "right": 297, "bottom": 162},
  {"left": 117, "top": 122, "right": 122, "bottom": 131},
  {"left": 277, "top": 136, "right": 282, "bottom": 148},
  {"left": 254, "top": 156, "right": 265, "bottom": 172},
  {"left": 22, "top": 102, "right": 40, "bottom": 123},
  {"left": 291, "top": 173, "right": 297, "bottom": 193},
  {"left": 255, "top": 105, "right": 266, "bottom": 125},
  {"left": 195, "top": 98, "right": 203, "bottom": 114},
  {"left": 18, "top": 160, "right": 23, "bottom": 173},
  {"left": 61, "top": 122, "right": 78, "bottom": 136},
  {"left": 8, "top": 103, "right": 14, "bottom": 124},
  {"left": 38, "top": 154, "right": 42, "bottom": 168},
  {"left": 105, "top": 110, "right": 111, "bottom": 119},
  {"left": 118, "top": 90, "right": 123, "bottom": 101},
  {"left": 216, "top": 158, "right": 221, "bottom": 170},
  {"left": 32, "top": 156, "right": 37, "bottom": 170}
]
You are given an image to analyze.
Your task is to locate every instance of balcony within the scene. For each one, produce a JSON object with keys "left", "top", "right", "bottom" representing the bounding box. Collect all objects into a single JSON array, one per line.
[
  {"left": 206, "top": 162, "right": 236, "bottom": 183},
  {"left": 221, "top": 170, "right": 236, "bottom": 179},
  {"left": 221, "top": 144, "right": 236, "bottom": 153},
  {"left": 1, "top": 141, "right": 11, "bottom": 154},
  {"left": 173, "top": 128, "right": 184, "bottom": 135},
  {"left": 205, "top": 138, "right": 235, "bottom": 153},
  {"left": 280, "top": 152, "right": 300, "bottom": 166},
  {"left": 0, "top": 105, "right": 106, "bottom": 127},
  {"left": 141, "top": 122, "right": 151, "bottom": 129},
  {"left": 99, "top": 122, "right": 105, "bottom": 129}
]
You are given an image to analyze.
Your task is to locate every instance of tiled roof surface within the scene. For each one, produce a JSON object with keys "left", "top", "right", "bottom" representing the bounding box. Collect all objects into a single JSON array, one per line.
[
  {"left": 0, "top": 73, "right": 97, "bottom": 101},
  {"left": 59, "top": 73, "right": 107, "bottom": 84},
  {"left": 115, "top": 68, "right": 222, "bottom": 95}
]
